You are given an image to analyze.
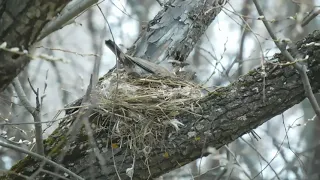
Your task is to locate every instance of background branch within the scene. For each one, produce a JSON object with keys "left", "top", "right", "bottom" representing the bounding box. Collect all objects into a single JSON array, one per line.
[
  {"left": 11, "top": 78, "right": 44, "bottom": 156},
  {"left": 252, "top": 0, "right": 320, "bottom": 119}
]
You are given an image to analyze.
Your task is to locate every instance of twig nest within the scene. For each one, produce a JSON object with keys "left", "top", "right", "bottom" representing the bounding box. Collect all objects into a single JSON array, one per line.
[
  {"left": 98, "top": 71, "right": 203, "bottom": 105},
  {"left": 94, "top": 70, "right": 203, "bottom": 151}
]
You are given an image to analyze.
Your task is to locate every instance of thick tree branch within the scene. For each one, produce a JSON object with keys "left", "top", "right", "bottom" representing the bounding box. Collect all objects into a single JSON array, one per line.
[
  {"left": 0, "top": 0, "right": 69, "bottom": 91},
  {"left": 0, "top": 0, "right": 100, "bottom": 92},
  {"left": 37, "top": 0, "right": 99, "bottom": 41},
  {"left": 2, "top": 30, "right": 320, "bottom": 179}
]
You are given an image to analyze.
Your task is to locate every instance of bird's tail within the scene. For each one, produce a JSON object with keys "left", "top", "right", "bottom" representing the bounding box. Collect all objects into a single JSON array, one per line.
[{"left": 105, "top": 40, "right": 125, "bottom": 57}]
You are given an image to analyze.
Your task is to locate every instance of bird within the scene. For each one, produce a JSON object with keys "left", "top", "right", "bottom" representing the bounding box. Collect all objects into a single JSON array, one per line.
[{"left": 105, "top": 40, "right": 173, "bottom": 77}]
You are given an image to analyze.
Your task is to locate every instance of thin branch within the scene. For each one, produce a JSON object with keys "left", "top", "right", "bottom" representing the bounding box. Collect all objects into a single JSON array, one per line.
[
  {"left": 240, "top": 137, "right": 280, "bottom": 180},
  {"left": 253, "top": 112, "right": 305, "bottom": 179},
  {"left": 301, "top": 9, "right": 320, "bottom": 27},
  {"left": 252, "top": 0, "right": 320, "bottom": 119},
  {"left": 215, "top": 168, "right": 227, "bottom": 180},
  {"left": 40, "top": 169, "right": 70, "bottom": 180},
  {"left": 0, "top": 141, "right": 84, "bottom": 180},
  {"left": 82, "top": 75, "right": 109, "bottom": 176},
  {"left": 11, "top": 79, "right": 34, "bottom": 113},
  {"left": 224, "top": 145, "right": 252, "bottom": 179},
  {"left": 37, "top": 0, "right": 99, "bottom": 41},
  {"left": 27, "top": 78, "right": 45, "bottom": 156},
  {"left": 155, "top": 0, "right": 163, "bottom": 6},
  {"left": 0, "top": 120, "right": 58, "bottom": 125},
  {"left": 11, "top": 78, "right": 44, "bottom": 156},
  {"left": 0, "top": 170, "right": 29, "bottom": 179}
]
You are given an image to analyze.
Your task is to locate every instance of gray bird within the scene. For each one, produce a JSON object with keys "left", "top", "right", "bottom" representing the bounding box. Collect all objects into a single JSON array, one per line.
[{"left": 105, "top": 40, "right": 172, "bottom": 77}]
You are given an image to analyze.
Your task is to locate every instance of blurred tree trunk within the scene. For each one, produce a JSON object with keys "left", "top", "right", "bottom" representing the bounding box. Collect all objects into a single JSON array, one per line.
[{"left": 0, "top": 0, "right": 70, "bottom": 91}]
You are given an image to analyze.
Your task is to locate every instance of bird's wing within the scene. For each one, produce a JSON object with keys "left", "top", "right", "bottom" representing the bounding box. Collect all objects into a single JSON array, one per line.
[{"left": 105, "top": 40, "right": 172, "bottom": 76}]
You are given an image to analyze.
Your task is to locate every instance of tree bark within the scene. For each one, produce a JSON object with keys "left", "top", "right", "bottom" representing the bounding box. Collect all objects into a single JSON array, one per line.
[
  {"left": 0, "top": 0, "right": 70, "bottom": 91},
  {"left": 127, "top": 0, "right": 227, "bottom": 65}
]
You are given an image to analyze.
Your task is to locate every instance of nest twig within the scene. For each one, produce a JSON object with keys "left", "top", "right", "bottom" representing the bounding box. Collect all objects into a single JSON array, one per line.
[{"left": 94, "top": 72, "right": 203, "bottom": 153}]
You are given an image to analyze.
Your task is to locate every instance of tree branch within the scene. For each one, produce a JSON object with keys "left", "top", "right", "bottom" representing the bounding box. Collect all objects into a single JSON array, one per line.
[
  {"left": 0, "top": 0, "right": 99, "bottom": 91},
  {"left": 252, "top": 0, "right": 320, "bottom": 118},
  {"left": 3, "top": 30, "right": 320, "bottom": 179},
  {"left": 4, "top": 0, "right": 320, "bottom": 179},
  {"left": 37, "top": 0, "right": 99, "bottom": 41},
  {"left": 11, "top": 78, "right": 44, "bottom": 156},
  {"left": 0, "top": 141, "right": 84, "bottom": 180}
]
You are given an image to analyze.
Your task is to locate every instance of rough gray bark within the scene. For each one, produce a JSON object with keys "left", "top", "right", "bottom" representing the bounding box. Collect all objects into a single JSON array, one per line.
[
  {"left": 3, "top": 30, "right": 320, "bottom": 179},
  {"left": 0, "top": 0, "right": 70, "bottom": 91},
  {"left": 128, "top": 0, "right": 227, "bottom": 65}
]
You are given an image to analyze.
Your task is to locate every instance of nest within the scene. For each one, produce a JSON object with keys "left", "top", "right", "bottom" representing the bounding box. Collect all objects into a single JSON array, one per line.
[{"left": 94, "top": 71, "right": 204, "bottom": 152}]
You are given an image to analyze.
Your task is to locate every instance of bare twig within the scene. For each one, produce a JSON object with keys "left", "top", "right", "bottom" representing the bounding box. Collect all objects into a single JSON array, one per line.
[
  {"left": 240, "top": 137, "right": 280, "bottom": 180},
  {"left": 252, "top": 0, "right": 320, "bottom": 119},
  {"left": 0, "top": 141, "right": 84, "bottom": 180},
  {"left": 36, "top": 46, "right": 100, "bottom": 57},
  {"left": 253, "top": 113, "right": 305, "bottom": 179},
  {"left": 41, "top": 169, "right": 70, "bottom": 180},
  {"left": 155, "top": 0, "right": 163, "bottom": 6},
  {"left": 37, "top": 0, "right": 99, "bottom": 41},
  {"left": 0, "top": 169, "right": 29, "bottom": 179},
  {"left": 234, "top": 0, "right": 251, "bottom": 77},
  {"left": 84, "top": 8, "right": 110, "bottom": 175},
  {"left": 11, "top": 78, "right": 44, "bottom": 156},
  {"left": 97, "top": 6, "right": 123, "bottom": 179},
  {"left": 215, "top": 168, "right": 227, "bottom": 180},
  {"left": 49, "top": 75, "right": 97, "bottom": 180},
  {"left": 0, "top": 120, "right": 58, "bottom": 125},
  {"left": 82, "top": 75, "right": 109, "bottom": 176},
  {"left": 301, "top": 9, "right": 320, "bottom": 27},
  {"left": 224, "top": 145, "right": 253, "bottom": 179}
]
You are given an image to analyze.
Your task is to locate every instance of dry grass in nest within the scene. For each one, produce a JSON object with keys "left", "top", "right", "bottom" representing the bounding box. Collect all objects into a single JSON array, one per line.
[{"left": 94, "top": 72, "right": 203, "bottom": 151}]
